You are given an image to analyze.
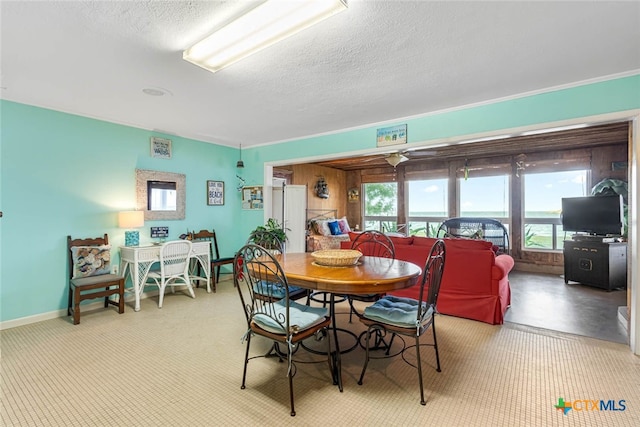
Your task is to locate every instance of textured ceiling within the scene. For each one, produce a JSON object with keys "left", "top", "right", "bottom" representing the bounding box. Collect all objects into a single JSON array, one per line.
[{"left": 1, "top": 1, "right": 639, "bottom": 149}]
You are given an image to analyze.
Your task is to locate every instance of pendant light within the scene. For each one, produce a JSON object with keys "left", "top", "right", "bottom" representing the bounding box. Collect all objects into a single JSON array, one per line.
[
  {"left": 385, "top": 152, "right": 408, "bottom": 168},
  {"left": 237, "top": 144, "right": 244, "bottom": 168}
]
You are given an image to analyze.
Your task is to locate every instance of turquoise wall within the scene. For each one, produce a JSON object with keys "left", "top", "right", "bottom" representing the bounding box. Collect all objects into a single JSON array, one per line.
[
  {"left": 253, "top": 75, "right": 640, "bottom": 162},
  {"left": 0, "top": 101, "right": 247, "bottom": 322},
  {"left": 1, "top": 74, "right": 639, "bottom": 323}
]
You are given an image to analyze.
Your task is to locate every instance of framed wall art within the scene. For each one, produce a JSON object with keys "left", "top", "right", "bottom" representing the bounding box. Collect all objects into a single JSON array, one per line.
[
  {"left": 376, "top": 124, "right": 407, "bottom": 147},
  {"left": 348, "top": 187, "right": 360, "bottom": 202},
  {"left": 150, "top": 137, "right": 172, "bottom": 159},
  {"left": 242, "top": 186, "right": 263, "bottom": 210},
  {"left": 207, "top": 180, "right": 224, "bottom": 205}
]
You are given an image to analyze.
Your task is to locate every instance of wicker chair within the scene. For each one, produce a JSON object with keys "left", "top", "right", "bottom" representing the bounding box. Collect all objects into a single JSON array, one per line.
[
  {"left": 437, "top": 217, "right": 509, "bottom": 254},
  {"left": 144, "top": 240, "right": 195, "bottom": 308}
]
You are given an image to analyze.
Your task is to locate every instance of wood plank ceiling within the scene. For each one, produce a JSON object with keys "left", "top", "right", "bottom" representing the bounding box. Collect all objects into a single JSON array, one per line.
[{"left": 311, "top": 121, "right": 630, "bottom": 171}]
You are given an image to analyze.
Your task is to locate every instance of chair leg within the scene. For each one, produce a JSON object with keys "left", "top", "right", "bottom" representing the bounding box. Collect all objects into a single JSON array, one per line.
[
  {"left": 416, "top": 335, "right": 426, "bottom": 406},
  {"left": 67, "top": 286, "right": 73, "bottom": 316},
  {"left": 432, "top": 318, "right": 441, "bottom": 372},
  {"left": 192, "top": 263, "right": 199, "bottom": 288},
  {"left": 73, "top": 288, "right": 81, "bottom": 325},
  {"left": 325, "top": 327, "right": 333, "bottom": 385},
  {"left": 185, "top": 275, "right": 196, "bottom": 298},
  {"left": 386, "top": 333, "right": 396, "bottom": 355},
  {"left": 117, "top": 282, "right": 125, "bottom": 314},
  {"left": 158, "top": 282, "right": 166, "bottom": 308},
  {"left": 288, "top": 343, "right": 295, "bottom": 417},
  {"left": 241, "top": 333, "right": 251, "bottom": 390},
  {"left": 358, "top": 326, "right": 373, "bottom": 385}
]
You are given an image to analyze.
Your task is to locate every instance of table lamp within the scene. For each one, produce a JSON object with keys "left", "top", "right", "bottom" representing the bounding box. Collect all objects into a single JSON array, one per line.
[{"left": 119, "top": 210, "right": 144, "bottom": 246}]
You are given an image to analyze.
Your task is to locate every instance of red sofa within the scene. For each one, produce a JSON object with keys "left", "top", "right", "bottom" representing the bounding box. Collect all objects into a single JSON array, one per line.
[{"left": 341, "top": 233, "right": 514, "bottom": 325}]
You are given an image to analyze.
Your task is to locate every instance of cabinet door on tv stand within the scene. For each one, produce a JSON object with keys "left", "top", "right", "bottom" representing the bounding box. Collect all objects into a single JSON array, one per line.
[
  {"left": 564, "top": 243, "right": 605, "bottom": 289},
  {"left": 563, "top": 241, "right": 626, "bottom": 291}
]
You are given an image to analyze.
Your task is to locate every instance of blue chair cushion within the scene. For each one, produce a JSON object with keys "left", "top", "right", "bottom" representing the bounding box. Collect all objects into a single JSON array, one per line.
[
  {"left": 254, "top": 299, "right": 329, "bottom": 334},
  {"left": 253, "top": 280, "right": 303, "bottom": 299},
  {"left": 363, "top": 295, "right": 432, "bottom": 328}
]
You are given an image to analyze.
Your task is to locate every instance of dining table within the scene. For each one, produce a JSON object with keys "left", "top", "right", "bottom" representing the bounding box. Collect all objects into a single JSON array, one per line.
[{"left": 274, "top": 252, "right": 422, "bottom": 391}]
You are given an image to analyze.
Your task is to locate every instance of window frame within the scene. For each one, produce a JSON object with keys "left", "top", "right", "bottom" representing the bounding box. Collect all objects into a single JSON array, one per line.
[{"left": 521, "top": 168, "right": 590, "bottom": 252}]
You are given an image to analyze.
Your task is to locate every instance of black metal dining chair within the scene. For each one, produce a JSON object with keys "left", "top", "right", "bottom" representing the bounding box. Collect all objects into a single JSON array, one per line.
[
  {"left": 357, "top": 239, "right": 446, "bottom": 406},
  {"left": 347, "top": 230, "right": 396, "bottom": 322},
  {"left": 233, "top": 243, "right": 332, "bottom": 416},
  {"left": 246, "top": 231, "right": 307, "bottom": 301}
]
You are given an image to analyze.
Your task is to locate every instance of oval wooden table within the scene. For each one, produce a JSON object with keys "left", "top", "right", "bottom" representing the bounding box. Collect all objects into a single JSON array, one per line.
[{"left": 274, "top": 252, "right": 422, "bottom": 391}]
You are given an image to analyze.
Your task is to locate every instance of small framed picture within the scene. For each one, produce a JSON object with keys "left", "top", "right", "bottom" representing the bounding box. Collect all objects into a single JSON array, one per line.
[
  {"left": 150, "top": 137, "right": 172, "bottom": 159},
  {"left": 348, "top": 188, "right": 360, "bottom": 202},
  {"left": 207, "top": 180, "right": 224, "bottom": 205}
]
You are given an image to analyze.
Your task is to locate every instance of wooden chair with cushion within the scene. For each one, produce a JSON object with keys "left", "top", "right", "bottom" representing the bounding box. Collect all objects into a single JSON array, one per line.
[
  {"left": 67, "top": 234, "right": 125, "bottom": 325},
  {"left": 190, "top": 229, "right": 234, "bottom": 292}
]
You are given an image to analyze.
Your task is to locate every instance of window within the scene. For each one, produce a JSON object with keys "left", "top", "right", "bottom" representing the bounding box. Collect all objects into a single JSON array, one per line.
[
  {"left": 147, "top": 181, "right": 177, "bottom": 211},
  {"left": 363, "top": 182, "right": 397, "bottom": 232},
  {"left": 523, "top": 170, "right": 588, "bottom": 250},
  {"left": 459, "top": 175, "right": 509, "bottom": 218},
  {"left": 406, "top": 178, "right": 448, "bottom": 236}
]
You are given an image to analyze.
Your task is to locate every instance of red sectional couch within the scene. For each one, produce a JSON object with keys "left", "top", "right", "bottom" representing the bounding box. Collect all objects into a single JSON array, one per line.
[{"left": 341, "top": 233, "right": 514, "bottom": 325}]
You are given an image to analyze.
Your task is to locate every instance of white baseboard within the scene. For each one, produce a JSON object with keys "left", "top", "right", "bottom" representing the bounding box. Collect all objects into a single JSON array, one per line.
[{"left": 0, "top": 290, "right": 159, "bottom": 331}]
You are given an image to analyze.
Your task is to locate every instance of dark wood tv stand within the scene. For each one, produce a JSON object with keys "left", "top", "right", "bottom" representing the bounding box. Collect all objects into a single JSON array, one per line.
[{"left": 563, "top": 237, "right": 627, "bottom": 291}]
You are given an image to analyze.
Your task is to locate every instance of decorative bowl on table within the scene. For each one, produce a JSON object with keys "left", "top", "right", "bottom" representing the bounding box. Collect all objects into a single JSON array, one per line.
[{"left": 311, "top": 249, "right": 362, "bottom": 267}]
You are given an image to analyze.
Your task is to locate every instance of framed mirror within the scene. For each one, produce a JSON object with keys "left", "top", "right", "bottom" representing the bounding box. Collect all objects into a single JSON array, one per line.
[{"left": 136, "top": 169, "right": 185, "bottom": 220}]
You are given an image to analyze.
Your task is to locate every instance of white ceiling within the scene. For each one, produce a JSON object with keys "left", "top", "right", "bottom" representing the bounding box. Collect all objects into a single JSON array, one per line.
[{"left": 1, "top": 1, "right": 639, "bottom": 149}]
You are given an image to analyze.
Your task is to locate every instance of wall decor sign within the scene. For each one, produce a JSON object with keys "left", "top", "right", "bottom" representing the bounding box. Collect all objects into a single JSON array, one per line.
[
  {"left": 150, "top": 137, "right": 172, "bottom": 159},
  {"left": 376, "top": 124, "right": 407, "bottom": 147},
  {"left": 207, "top": 180, "right": 225, "bottom": 205},
  {"left": 150, "top": 226, "right": 169, "bottom": 238}
]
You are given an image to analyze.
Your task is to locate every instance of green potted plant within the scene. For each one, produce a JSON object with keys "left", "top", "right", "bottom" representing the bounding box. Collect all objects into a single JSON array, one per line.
[{"left": 249, "top": 218, "right": 289, "bottom": 251}]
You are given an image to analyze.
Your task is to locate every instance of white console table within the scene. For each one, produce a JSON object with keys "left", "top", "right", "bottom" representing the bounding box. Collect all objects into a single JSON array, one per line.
[{"left": 120, "top": 241, "right": 211, "bottom": 311}]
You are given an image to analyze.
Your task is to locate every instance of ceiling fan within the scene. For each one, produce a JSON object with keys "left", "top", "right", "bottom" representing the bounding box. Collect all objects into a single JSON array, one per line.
[
  {"left": 354, "top": 147, "right": 439, "bottom": 168},
  {"left": 385, "top": 152, "right": 409, "bottom": 167}
]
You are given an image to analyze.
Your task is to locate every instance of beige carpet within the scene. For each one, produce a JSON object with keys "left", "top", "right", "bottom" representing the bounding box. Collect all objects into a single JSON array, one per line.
[{"left": 1, "top": 277, "right": 639, "bottom": 426}]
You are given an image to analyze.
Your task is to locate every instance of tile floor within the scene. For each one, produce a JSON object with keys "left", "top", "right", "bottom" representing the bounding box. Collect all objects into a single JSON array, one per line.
[{"left": 505, "top": 270, "right": 629, "bottom": 344}]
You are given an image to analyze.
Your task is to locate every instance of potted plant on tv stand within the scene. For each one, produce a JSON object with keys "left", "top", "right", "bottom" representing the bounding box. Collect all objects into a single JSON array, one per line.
[{"left": 249, "top": 218, "right": 289, "bottom": 252}]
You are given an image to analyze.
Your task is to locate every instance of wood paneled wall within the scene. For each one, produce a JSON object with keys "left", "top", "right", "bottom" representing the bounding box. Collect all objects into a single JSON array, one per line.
[
  {"left": 344, "top": 143, "right": 629, "bottom": 274},
  {"left": 287, "top": 164, "right": 348, "bottom": 219}
]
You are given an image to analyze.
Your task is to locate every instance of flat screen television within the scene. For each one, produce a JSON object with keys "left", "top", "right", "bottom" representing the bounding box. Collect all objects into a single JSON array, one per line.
[{"left": 561, "top": 195, "right": 624, "bottom": 236}]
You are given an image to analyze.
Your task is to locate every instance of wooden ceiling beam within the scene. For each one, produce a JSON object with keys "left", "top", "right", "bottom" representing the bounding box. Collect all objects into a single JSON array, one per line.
[{"left": 310, "top": 122, "right": 629, "bottom": 171}]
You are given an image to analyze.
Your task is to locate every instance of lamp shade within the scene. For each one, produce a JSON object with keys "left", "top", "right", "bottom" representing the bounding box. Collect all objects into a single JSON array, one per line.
[
  {"left": 118, "top": 211, "right": 144, "bottom": 228},
  {"left": 385, "top": 153, "right": 408, "bottom": 167}
]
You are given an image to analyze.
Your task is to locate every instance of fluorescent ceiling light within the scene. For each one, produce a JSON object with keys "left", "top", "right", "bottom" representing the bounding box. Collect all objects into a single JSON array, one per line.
[{"left": 184, "top": 0, "right": 348, "bottom": 73}]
